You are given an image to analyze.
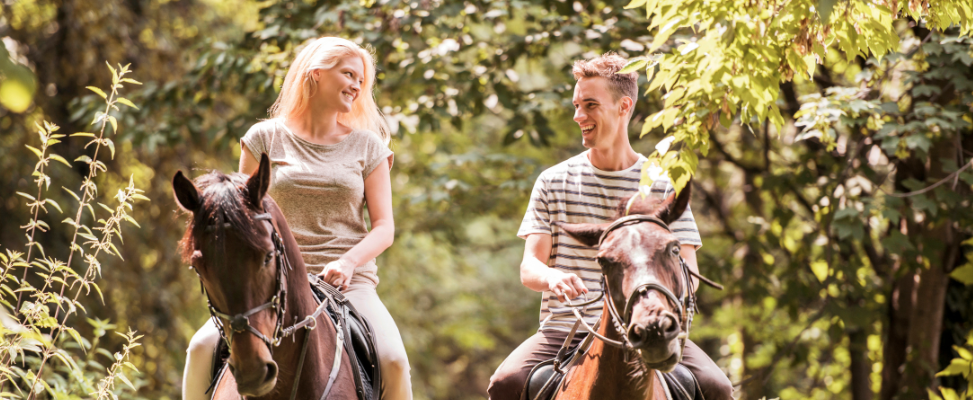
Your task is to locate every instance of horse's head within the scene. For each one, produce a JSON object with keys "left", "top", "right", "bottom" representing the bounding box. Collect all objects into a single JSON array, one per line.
[
  {"left": 556, "top": 182, "right": 693, "bottom": 372},
  {"left": 173, "top": 154, "right": 282, "bottom": 396}
]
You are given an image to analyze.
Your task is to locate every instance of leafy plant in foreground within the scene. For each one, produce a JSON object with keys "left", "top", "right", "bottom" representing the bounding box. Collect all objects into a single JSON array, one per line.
[{"left": 0, "top": 63, "right": 148, "bottom": 399}]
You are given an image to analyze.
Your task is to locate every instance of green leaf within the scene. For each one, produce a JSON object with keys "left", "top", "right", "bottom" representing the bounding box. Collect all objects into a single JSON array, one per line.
[
  {"left": 49, "top": 154, "right": 70, "bottom": 167},
  {"left": 86, "top": 86, "right": 107, "bottom": 99},
  {"left": 74, "top": 155, "right": 92, "bottom": 163},
  {"left": 650, "top": 17, "right": 682, "bottom": 51},
  {"left": 62, "top": 186, "right": 80, "bottom": 201},
  {"left": 619, "top": 58, "right": 648, "bottom": 74},
  {"left": 118, "top": 372, "right": 137, "bottom": 391},
  {"left": 936, "top": 358, "right": 973, "bottom": 377},
  {"left": 25, "top": 145, "right": 42, "bottom": 158},
  {"left": 108, "top": 115, "right": 118, "bottom": 134},
  {"left": 810, "top": 260, "right": 829, "bottom": 283},
  {"left": 45, "top": 199, "right": 62, "bottom": 213},
  {"left": 954, "top": 345, "right": 973, "bottom": 361},
  {"left": 950, "top": 263, "right": 973, "bottom": 285},
  {"left": 70, "top": 132, "right": 96, "bottom": 137},
  {"left": 106, "top": 138, "right": 116, "bottom": 159},
  {"left": 15, "top": 191, "right": 35, "bottom": 201},
  {"left": 121, "top": 78, "right": 142, "bottom": 85},
  {"left": 115, "top": 97, "right": 139, "bottom": 110}
]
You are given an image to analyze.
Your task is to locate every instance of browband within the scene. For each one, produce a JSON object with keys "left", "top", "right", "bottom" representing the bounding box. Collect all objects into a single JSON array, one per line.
[{"left": 598, "top": 215, "right": 671, "bottom": 247}]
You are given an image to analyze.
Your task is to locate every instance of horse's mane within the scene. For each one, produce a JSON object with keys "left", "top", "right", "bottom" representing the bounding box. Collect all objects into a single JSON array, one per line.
[{"left": 179, "top": 170, "right": 267, "bottom": 262}]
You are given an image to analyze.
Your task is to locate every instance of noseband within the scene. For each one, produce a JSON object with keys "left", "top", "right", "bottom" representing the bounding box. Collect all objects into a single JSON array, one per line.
[{"left": 565, "top": 215, "right": 722, "bottom": 368}]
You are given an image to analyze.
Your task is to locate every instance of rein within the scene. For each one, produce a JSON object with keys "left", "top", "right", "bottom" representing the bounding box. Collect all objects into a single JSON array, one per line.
[
  {"left": 563, "top": 215, "right": 723, "bottom": 369},
  {"left": 195, "top": 211, "right": 339, "bottom": 400}
]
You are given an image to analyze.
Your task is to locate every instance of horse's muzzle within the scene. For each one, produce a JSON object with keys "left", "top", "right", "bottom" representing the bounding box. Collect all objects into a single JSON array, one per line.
[
  {"left": 628, "top": 311, "right": 679, "bottom": 347},
  {"left": 229, "top": 354, "right": 279, "bottom": 396}
]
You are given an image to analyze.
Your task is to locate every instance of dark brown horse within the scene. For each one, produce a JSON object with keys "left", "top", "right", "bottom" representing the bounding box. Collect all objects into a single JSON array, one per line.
[
  {"left": 173, "top": 154, "right": 357, "bottom": 399},
  {"left": 552, "top": 184, "right": 696, "bottom": 400}
]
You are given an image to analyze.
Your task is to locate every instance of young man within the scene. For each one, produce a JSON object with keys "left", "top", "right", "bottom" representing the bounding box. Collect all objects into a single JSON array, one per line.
[{"left": 487, "top": 53, "right": 733, "bottom": 400}]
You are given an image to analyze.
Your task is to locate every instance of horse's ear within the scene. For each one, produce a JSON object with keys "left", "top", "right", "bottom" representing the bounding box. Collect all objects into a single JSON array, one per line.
[
  {"left": 655, "top": 180, "right": 692, "bottom": 225},
  {"left": 247, "top": 153, "right": 271, "bottom": 210},
  {"left": 553, "top": 221, "right": 608, "bottom": 248},
  {"left": 172, "top": 171, "right": 201, "bottom": 212}
]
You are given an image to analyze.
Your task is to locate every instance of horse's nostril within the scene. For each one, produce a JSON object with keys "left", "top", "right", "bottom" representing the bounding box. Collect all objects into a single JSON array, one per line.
[
  {"left": 628, "top": 324, "right": 647, "bottom": 345},
  {"left": 658, "top": 316, "right": 672, "bottom": 332},
  {"left": 265, "top": 362, "right": 278, "bottom": 383}
]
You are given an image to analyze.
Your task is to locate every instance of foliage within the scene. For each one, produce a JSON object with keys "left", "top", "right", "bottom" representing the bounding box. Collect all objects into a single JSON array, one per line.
[
  {"left": 931, "top": 331, "right": 973, "bottom": 400},
  {"left": 623, "top": 0, "right": 973, "bottom": 193},
  {"left": 0, "top": 64, "right": 146, "bottom": 399}
]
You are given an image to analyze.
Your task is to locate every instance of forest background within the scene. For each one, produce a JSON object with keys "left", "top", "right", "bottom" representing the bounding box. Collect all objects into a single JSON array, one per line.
[{"left": 1, "top": 0, "right": 972, "bottom": 399}]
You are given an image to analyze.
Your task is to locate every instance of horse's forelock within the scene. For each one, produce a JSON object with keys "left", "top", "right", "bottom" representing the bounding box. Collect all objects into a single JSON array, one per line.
[{"left": 179, "top": 171, "right": 267, "bottom": 263}]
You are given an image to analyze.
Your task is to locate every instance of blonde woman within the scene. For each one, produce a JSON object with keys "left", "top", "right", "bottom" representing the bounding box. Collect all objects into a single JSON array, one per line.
[{"left": 182, "top": 36, "right": 412, "bottom": 400}]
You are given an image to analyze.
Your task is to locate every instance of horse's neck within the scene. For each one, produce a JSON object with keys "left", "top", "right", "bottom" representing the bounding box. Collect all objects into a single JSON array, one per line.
[
  {"left": 568, "top": 318, "right": 664, "bottom": 399},
  {"left": 264, "top": 200, "right": 339, "bottom": 398}
]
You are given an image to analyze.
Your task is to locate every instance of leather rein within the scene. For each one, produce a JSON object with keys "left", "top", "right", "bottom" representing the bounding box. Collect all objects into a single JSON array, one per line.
[
  {"left": 195, "top": 211, "right": 340, "bottom": 400},
  {"left": 563, "top": 215, "right": 723, "bottom": 369}
]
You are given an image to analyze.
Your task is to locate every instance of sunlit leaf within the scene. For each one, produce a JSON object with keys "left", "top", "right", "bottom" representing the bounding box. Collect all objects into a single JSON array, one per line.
[{"left": 86, "top": 86, "right": 107, "bottom": 99}]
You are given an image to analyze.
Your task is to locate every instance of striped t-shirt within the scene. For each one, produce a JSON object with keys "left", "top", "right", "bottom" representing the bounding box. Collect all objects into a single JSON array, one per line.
[{"left": 517, "top": 151, "right": 702, "bottom": 332}]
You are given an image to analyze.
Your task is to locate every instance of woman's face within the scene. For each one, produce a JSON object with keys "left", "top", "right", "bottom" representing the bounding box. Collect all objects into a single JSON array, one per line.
[{"left": 311, "top": 55, "right": 365, "bottom": 114}]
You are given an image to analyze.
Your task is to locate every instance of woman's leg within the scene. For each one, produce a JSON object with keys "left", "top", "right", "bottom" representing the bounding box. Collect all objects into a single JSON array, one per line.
[
  {"left": 183, "top": 318, "right": 221, "bottom": 400},
  {"left": 342, "top": 271, "right": 413, "bottom": 400}
]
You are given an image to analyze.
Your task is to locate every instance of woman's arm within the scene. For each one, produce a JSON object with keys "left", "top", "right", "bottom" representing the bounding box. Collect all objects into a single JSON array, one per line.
[
  {"left": 240, "top": 143, "right": 260, "bottom": 174},
  {"left": 321, "top": 158, "right": 394, "bottom": 289}
]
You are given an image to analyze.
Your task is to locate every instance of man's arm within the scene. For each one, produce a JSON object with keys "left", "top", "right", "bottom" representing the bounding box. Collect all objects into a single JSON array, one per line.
[
  {"left": 520, "top": 233, "right": 588, "bottom": 302},
  {"left": 681, "top": 244, "right": 700, "bottom": 294}
]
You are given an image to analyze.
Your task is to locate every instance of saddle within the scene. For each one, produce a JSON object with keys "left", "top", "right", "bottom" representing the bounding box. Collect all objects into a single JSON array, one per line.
[
  {"left": 209, "top": 275, "right": 382, "bottom": 400},
  {"left": 522, "top": 338, "right": 702, "bottom": 400}
]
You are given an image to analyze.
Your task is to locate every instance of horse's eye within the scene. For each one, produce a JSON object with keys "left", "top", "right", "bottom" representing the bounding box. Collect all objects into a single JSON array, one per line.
[
  {"left": 671, "top": 246, "right": 681, "bottom": 256},
  {"left": 264, "top": 252, "right": 274, "bottom": 265}
]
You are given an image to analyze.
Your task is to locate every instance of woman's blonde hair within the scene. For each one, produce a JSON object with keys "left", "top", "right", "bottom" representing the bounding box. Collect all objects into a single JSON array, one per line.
[{"left": 269, "top": 37, "right": 391, "bottom": 144}]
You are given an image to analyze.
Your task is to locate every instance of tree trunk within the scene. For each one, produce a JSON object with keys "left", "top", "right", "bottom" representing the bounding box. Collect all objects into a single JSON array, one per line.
[
  {"left": 900, "top": 143, "right": 959, "bottom": 398},
  {"left": 850, "top": 328, "right": 874, "bottom": 400}
]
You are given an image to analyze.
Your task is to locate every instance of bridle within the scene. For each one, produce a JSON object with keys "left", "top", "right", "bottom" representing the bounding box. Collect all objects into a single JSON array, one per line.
[
  {"left": 563, "top": 215, "right": 722, "bottom": 368},
  {"left": 194, "top": 210, "right": 337, "bottom": 400},
  {"left": 201, "top": 213, "right": 292, "bottom": 348}
]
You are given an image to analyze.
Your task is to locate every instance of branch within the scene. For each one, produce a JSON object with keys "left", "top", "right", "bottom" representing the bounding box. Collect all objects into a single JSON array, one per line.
[{"left": 879, "top": 158, "right": 972, "bottom": 197}]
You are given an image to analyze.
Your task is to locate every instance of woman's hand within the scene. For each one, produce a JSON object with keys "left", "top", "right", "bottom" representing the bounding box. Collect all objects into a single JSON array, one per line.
[{"left": 319, "top": 259, "right": 356, "bottom": 291}]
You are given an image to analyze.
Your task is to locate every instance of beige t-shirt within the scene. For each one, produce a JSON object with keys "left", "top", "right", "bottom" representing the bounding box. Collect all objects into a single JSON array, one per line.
[{"left": 241, "top": 119, "right": 393, "bottom": 276}]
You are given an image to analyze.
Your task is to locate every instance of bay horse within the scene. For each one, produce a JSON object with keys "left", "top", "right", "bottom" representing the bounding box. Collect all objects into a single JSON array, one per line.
[
  {"left": 173, "top": 154, "right": 357, "bottom": 400},
  {"left": 552, "top": 184, "right": 706, "bottom": 400}
]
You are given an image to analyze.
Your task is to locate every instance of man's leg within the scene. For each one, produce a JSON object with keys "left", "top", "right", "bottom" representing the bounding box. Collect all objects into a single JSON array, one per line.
[
  {"left": 487, "top": 330, "right": 582, "bottom": 400},
  {"left": 680, "top": 340, "right": 733, "bottom": 400}
]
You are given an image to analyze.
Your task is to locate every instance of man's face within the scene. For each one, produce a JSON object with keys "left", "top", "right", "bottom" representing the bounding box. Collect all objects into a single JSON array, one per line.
[{"left": 572, "top": 77, "right": 629, "bottom": 150}]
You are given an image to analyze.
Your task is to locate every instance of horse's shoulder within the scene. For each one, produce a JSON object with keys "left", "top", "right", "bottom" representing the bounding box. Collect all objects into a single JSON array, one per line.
[{"left": 210, "top": 365, "right": 237, "bottom": 400}]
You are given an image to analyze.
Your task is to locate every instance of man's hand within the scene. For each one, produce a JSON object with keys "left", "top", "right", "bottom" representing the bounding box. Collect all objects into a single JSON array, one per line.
[
  {"left": 521, "top": 233, "right": 589, "bottom": 302},
  {"left": 319, "top": 259, "right": 355, "bottom": 291},
  {"left": 546, "top": 270, "right": 588, "bottom": 303}
]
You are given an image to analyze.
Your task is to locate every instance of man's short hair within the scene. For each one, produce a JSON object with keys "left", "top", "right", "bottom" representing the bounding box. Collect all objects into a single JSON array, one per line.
[{"left": 571, "top": 52, "right": 638, "bottom": 103}]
